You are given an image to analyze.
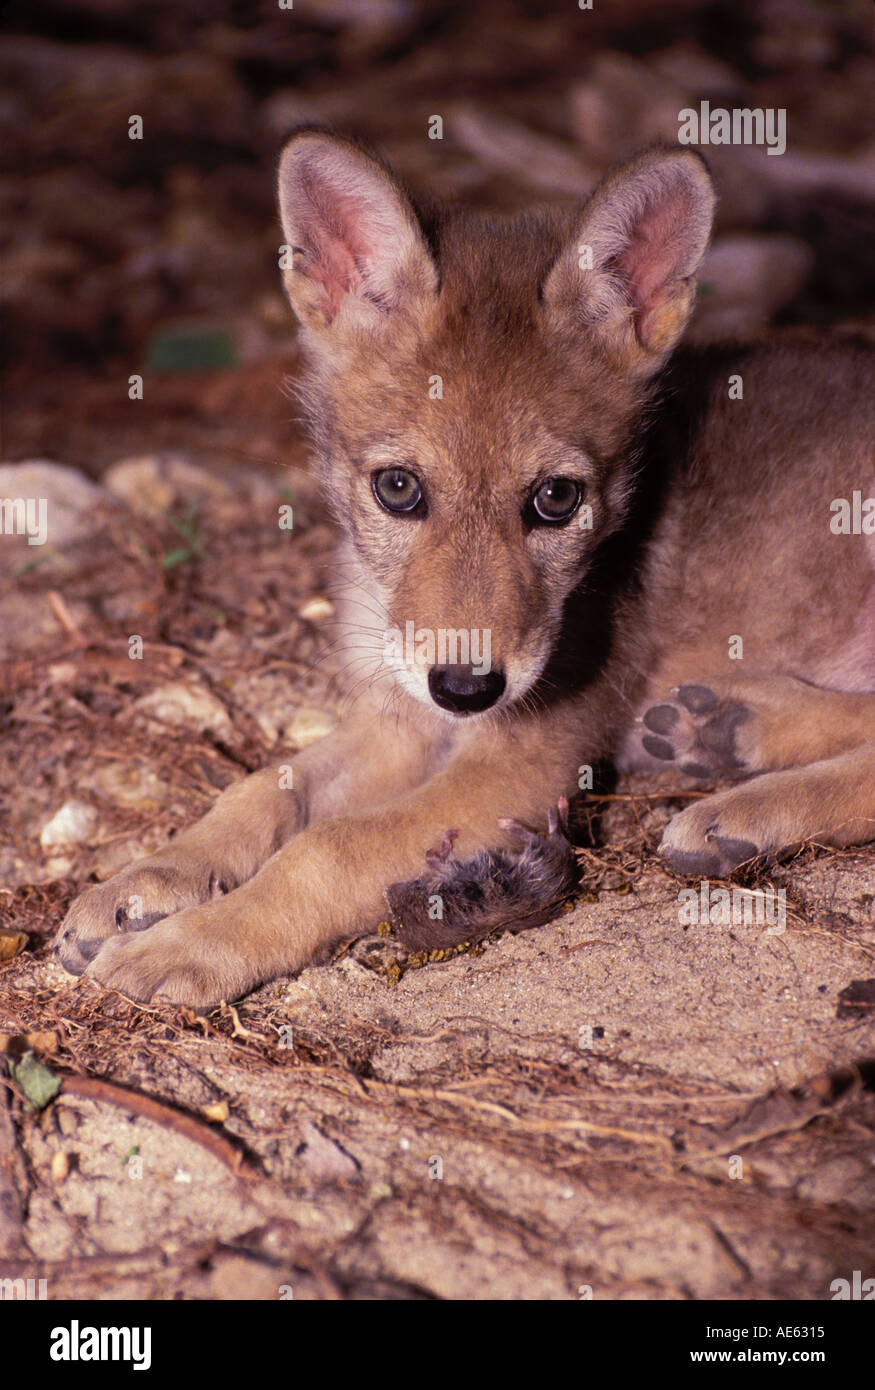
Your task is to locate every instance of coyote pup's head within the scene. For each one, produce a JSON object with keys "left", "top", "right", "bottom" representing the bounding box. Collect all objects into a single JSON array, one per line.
[{"left": 277, "top": 129, "right": 713, "bottom": 718}]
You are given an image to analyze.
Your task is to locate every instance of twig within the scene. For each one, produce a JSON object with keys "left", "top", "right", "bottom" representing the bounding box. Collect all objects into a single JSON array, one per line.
[
  {"left": 359, "top": 1077, "right": 672, "bottom": 1150},
  {"left": 46, "top": 590, "right": 84, "bottom": 641},
  {"left": 59, "top": 1075, "right": 261, "bottom": 1181}
]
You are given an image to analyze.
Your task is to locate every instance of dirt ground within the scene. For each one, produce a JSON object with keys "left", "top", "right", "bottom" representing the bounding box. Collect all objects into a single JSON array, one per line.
[{"left": 1, "top": 0, "right": 874, "bottom": 1300}]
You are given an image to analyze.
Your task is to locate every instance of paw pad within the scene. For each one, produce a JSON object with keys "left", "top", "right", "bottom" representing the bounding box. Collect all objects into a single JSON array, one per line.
[{"left": 639, "top": 685, "right": 751, "bottom": 779}]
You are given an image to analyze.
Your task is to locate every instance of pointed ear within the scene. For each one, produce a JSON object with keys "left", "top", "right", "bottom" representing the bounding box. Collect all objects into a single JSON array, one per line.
[
  {"left": 277, "top": 129, "right": 438, "bottom": 339},
  {"left": 542, "top": 148, "right": 714, "bottom": 374}
]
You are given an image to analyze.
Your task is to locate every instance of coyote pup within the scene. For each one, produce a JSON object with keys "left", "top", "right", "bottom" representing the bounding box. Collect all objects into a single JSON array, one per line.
[{"left": 57, "top": 131, "right": 875, "bottom": 1006}]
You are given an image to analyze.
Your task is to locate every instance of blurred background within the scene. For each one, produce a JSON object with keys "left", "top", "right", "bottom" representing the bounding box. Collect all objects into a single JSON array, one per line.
[{"left": 2, "top": 0, "right": 874, "bottom": 477}]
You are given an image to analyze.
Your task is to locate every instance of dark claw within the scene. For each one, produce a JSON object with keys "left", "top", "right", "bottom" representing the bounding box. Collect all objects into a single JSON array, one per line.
[{"left": 114, "top": 905, "right": 164, "bottom": 933}]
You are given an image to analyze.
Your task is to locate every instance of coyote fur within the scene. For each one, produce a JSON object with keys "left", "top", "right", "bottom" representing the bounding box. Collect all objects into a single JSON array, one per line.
[{"left": 56, "top": 131, "right": 875, "bottom": 1006}]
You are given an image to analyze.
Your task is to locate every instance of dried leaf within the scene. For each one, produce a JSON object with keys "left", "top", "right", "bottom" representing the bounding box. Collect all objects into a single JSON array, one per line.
[
  {"left": 0, "top": 932, "right": 27, "bottom": 962},
  {"left": 837, "top": 978, "right": 875, "bottom": 1019},
  {"left": 9, "top": 1051, "right": 62, "bottom": 1111}
]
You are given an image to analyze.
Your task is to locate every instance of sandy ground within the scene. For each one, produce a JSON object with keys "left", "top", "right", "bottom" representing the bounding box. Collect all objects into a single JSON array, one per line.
[{"left": 1, "top": 454, "right": 873, "bottom": 1301}]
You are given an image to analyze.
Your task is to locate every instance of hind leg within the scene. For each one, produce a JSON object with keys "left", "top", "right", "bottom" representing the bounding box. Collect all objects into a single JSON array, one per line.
[{"left": 626, "top": 675, "right": 875, "bottom": 779}]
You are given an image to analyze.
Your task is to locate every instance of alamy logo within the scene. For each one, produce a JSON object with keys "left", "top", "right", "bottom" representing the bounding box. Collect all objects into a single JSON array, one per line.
[
  {"left": 0, "top": 496, "right": 47, "bottom": 545},
  {"left": 384, "top": 622, "right": 492, "bottom": 675},
  {"left": 50, "top": 1320, "right": 152, "bottom": 1370},
  {"left": 678, "top": 101, "right": 786, "bottom": 156},
  {"left": 0, "top": 1276, "right": 47, "bottom": 1299},
  {"left": 829, "top": 490, "right": 875, "bottom": 534},
  {"left": 677, "top": 880, "right": 786, "bottom": 934},
  {"left": 829, "top": 1271, "right": 875, "bottom": 1300}
]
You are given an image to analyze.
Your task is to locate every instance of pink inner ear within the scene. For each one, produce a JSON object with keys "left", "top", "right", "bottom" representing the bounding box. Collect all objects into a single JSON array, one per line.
[
  {"left": 299, "top": 175, "right": 378, "bottom": 321},
  {"left": 612, "top": 189, "right": 696, "bottom": 311}
]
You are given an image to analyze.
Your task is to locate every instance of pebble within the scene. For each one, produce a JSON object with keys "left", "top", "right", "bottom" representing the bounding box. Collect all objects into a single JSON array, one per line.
[
  {"left": 0, "top": 460, "right": 111, "bottom": 562},
  {"left": 39, "top": 800, "right": 99, "bottom": 851},
  {"left": 298, "top": 596, "right": 334, "bottom": 621},
  {"left": 103, "top": 453, "right": 233, "bottom": 518},
  {"left": 134, "top": 681, "right": 234, "bottom": 739}
]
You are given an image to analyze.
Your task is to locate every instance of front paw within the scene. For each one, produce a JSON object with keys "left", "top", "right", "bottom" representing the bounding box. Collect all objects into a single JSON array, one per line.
[
  {"left": 659, "top": 795, "right": 761, "bottom": 877},
  {"left": 55, "top": 859, "right": 231, "bottom": 977},
  {"left": 387, "top": 801, "right": 579, "bottom": 951},
  {"left": 84, "top": 905, "right": 246, "bottom": 1008}
]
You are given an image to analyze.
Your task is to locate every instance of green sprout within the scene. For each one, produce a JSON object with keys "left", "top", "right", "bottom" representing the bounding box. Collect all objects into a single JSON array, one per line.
[{"left": 161, "top": 500, "right": 204, "bottom": 569}]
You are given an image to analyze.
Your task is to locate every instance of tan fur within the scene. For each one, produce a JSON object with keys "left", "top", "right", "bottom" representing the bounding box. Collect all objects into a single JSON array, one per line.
[{"left": 56, "top": 133, "right": 875, "bottom": 1006}]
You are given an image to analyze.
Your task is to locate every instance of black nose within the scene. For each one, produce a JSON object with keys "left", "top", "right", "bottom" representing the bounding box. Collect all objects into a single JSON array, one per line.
[{"left": 427, "top": 665, "right": 506, "bottom": 715}]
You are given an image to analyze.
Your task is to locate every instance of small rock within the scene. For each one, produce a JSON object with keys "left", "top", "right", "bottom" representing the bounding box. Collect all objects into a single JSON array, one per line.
[
  {"left": 103, "top": 454, "right": 233, "bottom": 519},
  {"left": 134, "top": 681, "right": 234, "bottom": 740},
  {"left": 92, "top": 834, "right": 160, "bottom": 882},
  {"left": 47, "top": 662, "right": 77, "bottom": 684},
  {"left": 42, "top": 856, "right": 73, "bottom": 880},
  {"left": 39, "top": 800, "right": 99, "bottom": 852},
  {"left": 298, "top": 596, "right": 334, "bottom": 621},
  {"left": 55, "top": 1105, "right": 79, "bottom": 1137},
  {"left": 50, "top": 1151, "right": 70, "bottom": 1184},
  {"left": 203, "top": 1100, "right": 230, "bottom": 1123},
  {"left": 81, "top": 759, "right": 168, "bottom": 811},
  {"left": 104, "top": 453, "right": 308, "bottom": 523},
  {"left": 0, "top": 460, "right": 112, "bottom": 571}
]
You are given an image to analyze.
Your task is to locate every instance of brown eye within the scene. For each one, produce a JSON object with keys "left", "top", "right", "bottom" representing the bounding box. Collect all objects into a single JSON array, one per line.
[
  {"left": 531, "top": 477, "right": 581, "bottom": 524},
  {"left": 373, "top": 467, "right": 423, "bottom": 514}
]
